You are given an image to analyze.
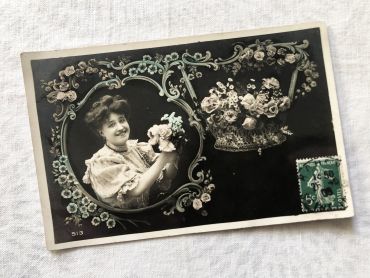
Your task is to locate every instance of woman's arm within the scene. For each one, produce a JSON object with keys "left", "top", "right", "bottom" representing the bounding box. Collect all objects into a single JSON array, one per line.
[{"left": 127, "top": 151, "right": 178, "bottom": 197}]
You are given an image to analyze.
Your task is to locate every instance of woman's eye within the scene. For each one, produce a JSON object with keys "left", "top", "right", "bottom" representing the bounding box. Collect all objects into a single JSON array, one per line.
[
  {"left": 108, "top": 122, "right": 115, "bottom": 128},
  {"left": 119, "top": 118, "right": 126, "bottom": 123}
]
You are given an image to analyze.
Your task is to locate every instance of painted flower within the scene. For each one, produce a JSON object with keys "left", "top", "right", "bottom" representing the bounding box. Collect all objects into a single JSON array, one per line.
[
  {"left": 81, "top": 212, "right": 89, "bottom": 219},
  {"left": 277, "top": 58, "right": 285, "bottom": 65},
  {"left": 264, "top": 100, "right": 279, "bottom": 118},
  {"left": 311, "top": 72, "right": 319, "bottom": 79},
  {"left": 266, "top": 45, "right": 277, "bottom": 57},
  {"left": 242, "top": 116, "right": 257, "bottom": 130},
  {"left": 143, "top": 55, "right": 152, "bottom": 61},
  {"left": 61, "top": 189, "right": 72, "bottom": 199},
  {"left": 262, "top": 77, "right": 280, "bottom": 89},
  {"left": 59, "top": 81, "right": 69, "bottom": 92},
  {"left": 223, "top": 110, "right": 238, "bottom": 124},
  {"left": 106, "top": 218, "right": 116, "bottom": 229},
  {"left": 201, "top": 95, "right": 221, "bottom": 113},
  {"left": 87, "top": 202, "right": 97, "bottom": 212},
  {"left": 242, "top": 47, "right": 254, "bottom": 60},
  {"left": 59, "top": 155, "right": 68, "bottom": 163},
  {"left": 147, "top": 124, "right": 175, "bottom": 152},
  {"left": 285, "top": 53, "right": 296, "bottom": 64},
  {"left": 52, "top": 160, "right": 61, "bottom": 168},
  {"left": 79, "top": 205, "right": 88, "bottom": 213},
  {"left": 158, "top": 140, "right": 176, "bottom": 152},
  {"left": 64, "top": 66, "right": 75, "bottom": 76},
  {"left": 277, "top": 48, "right": 287, "bottom": 55},
  {"left": 137, "top": 62, "right": 147, "bottom": 73},
  {"left": 171, "top": 52, "right": 179, "bottom": 60},
  {"left": 240, "top": 93, "right": 256, "bottom": 110},
  {"left": 81, "top": 197, "right": 90, "bottom": 205},
  {"left": 91, "top": 217, "right": 101, "bottom": 226},
  {"left": 86, "top": 67, "right": 95, "bottom": 74},
  {"left": 254, "top": 50, "right": 265, "bottom": 61},
  {"left": 100, "top": 212, "right": 109, "bottom": 221},
  {"left": 59, "top": 165, "right": 67, "bottom": 173},
  {"left": 163, "top": 54, "right": 172, "bottom": 63},
  {"left": 56, "top": 91, "right": 66, "bottom": 101},
  {"left": 195, "top": 72, "right": 202, "bottom": 78},
  {"left": 75, "top": 69, "right": 84, "bottom": 77},
  {"left": 66, "top": 90, "right": 77, "bottom": 102},
  {"left": 128, "top": 67, "right": 138, "bottom": 76},
  {"left": 78, "top": 61, "right": 87, "bottom": 69},
  {"left": 148, "top": 64, "right": 158, "bottom": 75},
  {"left": 57, "top": 174, "right": 68, "bottom": 185},
  {"left": 192, "top": 198, "right": 203, "bottom": 210},
  {"left": 72, "top": 189, "right": 82, "bottom": 199},
  {"left": 200, "top": 193, "right": 211, "bottom": 203},
  {"left": 207, "top": 184, "right": 215, "bottom": 192},
  {"left": 194, "top": 52, "right": 202, "bottom": 60},
  {"left": 67, "top": 175, "right": 74, "bottom": 183},
  {"left": 266, "top": 57, "right": 276, "bottom": 65},
  {"left": 66, "top": 203, "right": 78, "bottom": 214},
  {"left": 278, "top": 96, "right": 291, "bottom": 112},
  {"left": 310, "top": 81, "right": 317, "bottom": 88}
]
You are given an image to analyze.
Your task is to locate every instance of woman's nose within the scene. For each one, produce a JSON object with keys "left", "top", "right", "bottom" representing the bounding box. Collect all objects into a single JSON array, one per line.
[{"left": 117, "top": 122, "right": 125, "bottom": 130}]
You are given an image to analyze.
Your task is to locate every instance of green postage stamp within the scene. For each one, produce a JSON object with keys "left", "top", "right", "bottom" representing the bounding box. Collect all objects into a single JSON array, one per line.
[{"left": 297, "top": 156, "right": 347, "bottom": 213}]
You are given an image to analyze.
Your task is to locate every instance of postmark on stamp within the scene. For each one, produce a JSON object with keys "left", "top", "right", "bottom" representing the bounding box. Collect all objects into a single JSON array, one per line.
[{"left": 297, "top": 157, "right": 347, "bottom": 213}]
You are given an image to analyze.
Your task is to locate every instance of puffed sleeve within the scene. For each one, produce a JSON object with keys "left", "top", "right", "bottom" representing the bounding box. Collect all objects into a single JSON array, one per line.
[{"left": 83, "top": 155, "right": 140, "bottom": 200}]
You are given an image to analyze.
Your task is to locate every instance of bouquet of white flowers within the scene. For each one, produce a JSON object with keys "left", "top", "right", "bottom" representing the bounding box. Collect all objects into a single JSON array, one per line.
[{"left": 147, "top": 112, "right": 186, "bottom": 152}]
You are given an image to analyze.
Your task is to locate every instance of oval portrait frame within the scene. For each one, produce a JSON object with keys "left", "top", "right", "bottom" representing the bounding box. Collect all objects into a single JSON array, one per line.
[{"left": 60, "top": 76, "right": 209, "bottom": 214}]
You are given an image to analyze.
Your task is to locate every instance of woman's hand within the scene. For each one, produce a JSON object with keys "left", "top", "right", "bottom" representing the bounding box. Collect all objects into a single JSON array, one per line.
[{"left": 159, "top": 151, "right": 178, "bottom": 163}]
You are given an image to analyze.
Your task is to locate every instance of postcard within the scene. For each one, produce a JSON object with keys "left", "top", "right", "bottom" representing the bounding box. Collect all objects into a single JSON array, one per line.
[{"left": 21, "top": 22, "right": 353, "bottom": 250}]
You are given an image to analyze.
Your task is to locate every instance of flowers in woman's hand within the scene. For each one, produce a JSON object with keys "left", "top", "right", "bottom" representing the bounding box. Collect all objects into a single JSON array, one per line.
[
  {"left": 278, "top": 96, "right": 291, "bottom": 112},
  {"left": 147, "top": 124, "right": 176, "bottom": 152},
  {"left": 201, "top": 94, "right": 220, "bottom": 113},
  {"left": 242, "top": 116, "right": 257, "bottom": 130}
]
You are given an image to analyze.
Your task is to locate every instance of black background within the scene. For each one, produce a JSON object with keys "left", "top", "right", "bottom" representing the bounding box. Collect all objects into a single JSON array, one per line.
[{"left": 31, "top": 28, "right": 337, "bottom": 243}]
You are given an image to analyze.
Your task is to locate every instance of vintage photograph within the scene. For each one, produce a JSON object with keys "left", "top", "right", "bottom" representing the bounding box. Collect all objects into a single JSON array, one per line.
[{"left": 21, "top": 22, "right": 354, "bottom": 250}]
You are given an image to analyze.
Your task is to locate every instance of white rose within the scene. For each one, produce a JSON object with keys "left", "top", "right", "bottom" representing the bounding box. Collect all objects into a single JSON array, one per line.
[
  {"left": 240, "top": 93, "right": 256, "bottom": 110},
  {"left": 242, "top": 117, "right": 257, "bottom": 130},
  {"left": 192, "top": 198, "right": 203, "bottom": 210},
  {"left": 200, "top": 193, "right": 211, "bottom": 203}
]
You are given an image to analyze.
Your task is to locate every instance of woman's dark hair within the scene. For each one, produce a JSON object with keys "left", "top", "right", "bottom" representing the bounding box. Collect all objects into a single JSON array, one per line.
[{"left": 84, "top": 95, "right": 130, "bottom": 132}]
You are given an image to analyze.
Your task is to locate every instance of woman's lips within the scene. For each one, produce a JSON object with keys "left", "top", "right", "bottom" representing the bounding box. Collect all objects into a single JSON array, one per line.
[{"left": 116, "top": 130, "right": 127, "bottom": 136}]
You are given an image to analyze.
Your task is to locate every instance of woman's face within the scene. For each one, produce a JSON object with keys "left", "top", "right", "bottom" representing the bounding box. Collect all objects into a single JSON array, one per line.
[{"left": 100, "top": 112, "right": 130, "bottom": 148}]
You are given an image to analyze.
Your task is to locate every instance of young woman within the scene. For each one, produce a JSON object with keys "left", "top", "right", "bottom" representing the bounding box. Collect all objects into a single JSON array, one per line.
[{"left": 82, "top": 95, "right": 179, "bottom": 209}]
